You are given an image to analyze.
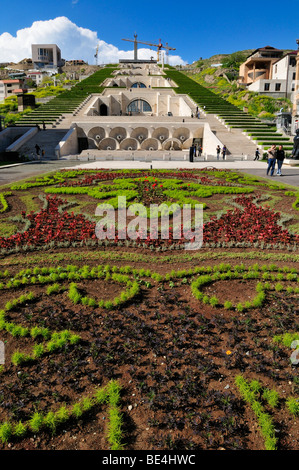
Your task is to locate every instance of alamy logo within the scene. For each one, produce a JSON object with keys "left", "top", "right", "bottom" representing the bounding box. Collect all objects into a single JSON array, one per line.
[
  {"left": 0, "top": 341, "right": 4, "bottom": 365},
  {"left": 95, "top": 196, "right": 203, "bottom": 251}
]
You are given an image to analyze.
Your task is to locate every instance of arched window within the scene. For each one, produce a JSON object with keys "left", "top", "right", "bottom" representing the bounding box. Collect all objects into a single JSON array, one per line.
[
  {"left": 127, "top": 99, "right": 152, "bottom": 114},
  {"left": 131, "top": 82, "right": 146, "bottom": 88}
]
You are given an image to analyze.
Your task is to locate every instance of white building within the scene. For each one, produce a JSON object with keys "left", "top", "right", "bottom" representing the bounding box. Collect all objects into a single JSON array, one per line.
[
  {"left": 248, "top": 52, "right": 297, "bottom": 99},
  {"left": 26, "top": 71, "right": 45, "bottom": 86}
]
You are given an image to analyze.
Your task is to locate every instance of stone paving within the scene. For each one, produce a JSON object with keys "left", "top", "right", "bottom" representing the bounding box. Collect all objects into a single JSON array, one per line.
[{"left": 0, "top": 156, "right": 298, "bottom": 187}]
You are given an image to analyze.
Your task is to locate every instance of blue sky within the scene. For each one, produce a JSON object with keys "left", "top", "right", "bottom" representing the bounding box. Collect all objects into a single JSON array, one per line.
[{"left": 0, "top": 0, "right": 298, "bottom": 64}]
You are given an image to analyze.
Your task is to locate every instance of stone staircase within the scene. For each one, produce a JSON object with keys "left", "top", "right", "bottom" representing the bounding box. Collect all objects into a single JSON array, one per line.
[
  {"left": 17, "top": 129, "right": 69, "bottom": 160},
  {"left": 13, "top": 95, "right": 95, "bottom": 159},
  {"left": 204, "top": 113, "right": 258, "bottom": 157}
]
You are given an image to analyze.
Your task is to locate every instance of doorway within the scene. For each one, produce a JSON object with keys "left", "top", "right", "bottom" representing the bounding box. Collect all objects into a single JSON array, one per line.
[{"left": 99, "top": 104, "right": 108, "bottom": 116}]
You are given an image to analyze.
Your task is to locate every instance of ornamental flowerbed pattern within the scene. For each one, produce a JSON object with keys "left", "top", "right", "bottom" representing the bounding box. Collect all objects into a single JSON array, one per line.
[
  {"left": 1, "top": 168, "right": 299, "bottom": 252},
  {"left": 0, "top": 168, "right": 298, "bottom": 450}
]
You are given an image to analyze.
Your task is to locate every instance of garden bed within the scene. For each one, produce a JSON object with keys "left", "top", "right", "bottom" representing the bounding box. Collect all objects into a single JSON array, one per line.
[{"left": 0, "top": 167, "right": 298, "bottom": 451}]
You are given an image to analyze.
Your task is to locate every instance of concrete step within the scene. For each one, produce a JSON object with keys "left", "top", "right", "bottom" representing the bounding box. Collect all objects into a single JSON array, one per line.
[
  {"left": 204, "top": 113, "right": 258, "bottom": 157},
  {"left": 17, "top": 129, "right": 69, "bottom": 159}
]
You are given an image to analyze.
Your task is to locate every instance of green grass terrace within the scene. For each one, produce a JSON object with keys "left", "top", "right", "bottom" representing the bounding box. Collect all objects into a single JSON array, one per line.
[
  {"left": 14, "top": 67, "right": 115, "bottom": 127},
  {"left": 164, "top": 70, "right": 294, "bottom": 154}
]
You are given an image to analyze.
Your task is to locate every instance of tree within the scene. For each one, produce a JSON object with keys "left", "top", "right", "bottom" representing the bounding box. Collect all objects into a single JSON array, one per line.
[
  {"left": 26, "top": 79, "right": 37, "bottom": 88},
  {"left": 196, "top": 60, "right": 204, "bottom": 68},
  {"left": 222, "top": 52, "right": 246, "bottom": 71}
]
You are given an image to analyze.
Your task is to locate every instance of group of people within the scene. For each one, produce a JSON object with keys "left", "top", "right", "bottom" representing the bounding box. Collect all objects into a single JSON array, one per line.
[
  {"left": 216, "top": 145, "right": 227, "bottom": 160},
  {"left": 191, "top": 145, "right": 202, "bottom": 157},
  {"left": 191, "top": 106, "right": 201, "bottom": 119},
  {"left": 252, "top": 145, "right": 285, "bottom": 176},
  {"left": 214, "top": 143, "right": 285, "bottom": 175},
  {"left": 266, "top": 144, "right": 285, "bottom": 176}
]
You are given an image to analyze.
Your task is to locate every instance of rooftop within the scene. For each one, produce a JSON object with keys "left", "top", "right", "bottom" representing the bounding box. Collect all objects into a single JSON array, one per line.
[
  {"left": 1, "top": 79, "right": 21, "bottom": 84},
  {"left": 246, "top": 46, "right": 284, "bottom": 59}
]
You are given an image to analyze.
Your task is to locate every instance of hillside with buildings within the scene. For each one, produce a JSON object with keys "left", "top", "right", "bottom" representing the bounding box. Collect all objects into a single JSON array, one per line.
[
  {"left": 1, "top": 43, "right": 298, "bottom": 139},
  {"left": 184, "top": 47, "right": 296, "bottom": 123},
  {"left": 185, "top": 66, "right": 292, "bottom": 121}
]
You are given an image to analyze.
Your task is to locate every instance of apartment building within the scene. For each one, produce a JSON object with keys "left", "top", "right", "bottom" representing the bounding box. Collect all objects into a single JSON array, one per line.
[
  {"left": 0, "top": 79, "right": 27, "bottom": 103},
  {"left": 247, "top": 51, "right": 297, "bottom": 99},
  {"left": 31, "top": 44, "right": 64, "bottom": 69},
  {"left": 239, "top": 46, "right": 284, "bottom": 86},
  {"left": 26, "top": 71, "right": 45, "bottom": 86}
]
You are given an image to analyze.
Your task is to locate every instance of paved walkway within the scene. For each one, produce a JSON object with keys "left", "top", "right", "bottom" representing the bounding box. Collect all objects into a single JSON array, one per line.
[
  {"left": 0, "top": 160, "right": 77, "bottom": 187},
  {"left": 66, "top": 159, "right": 299, "bottom": 187},
  {"left": 69, "top": 159, "right": 265, "bottom": 170},
  {"left": 238, "top": 167, "right": 299, "bottom": 188},
  {"left": 1, "top": 157, "right": 298, "bottom": 188}
]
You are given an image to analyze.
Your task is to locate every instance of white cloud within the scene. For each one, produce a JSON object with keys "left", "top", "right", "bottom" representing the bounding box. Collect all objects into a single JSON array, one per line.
[{"left": 0, "top": 17, "right": 186, "bottom": 66}]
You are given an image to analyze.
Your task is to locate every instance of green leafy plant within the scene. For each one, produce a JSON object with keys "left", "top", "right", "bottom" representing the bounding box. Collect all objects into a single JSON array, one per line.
[
  {"left": 286, "top": 397, "right": 299, "bottom": 416},
  {"left": 263, "top": 389, "right": 280, "bottom": 408},
  {"left": 235, "top": 375, "right": 278, "bottom": 450},
  {"left": 29, "top": 412, "right": 44, "bottom": 433},
  {"left": 0, "top": 422, "right": 13, "bottom": 443},
  {"left": 0, "top": 380, "right": 123, "bottom": 448}
]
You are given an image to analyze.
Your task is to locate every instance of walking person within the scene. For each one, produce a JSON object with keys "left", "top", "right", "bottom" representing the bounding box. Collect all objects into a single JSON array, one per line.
[
  {"left": 266, "top": 144, "right": 277, "bottom": 176},
  {"left": 254, "top": 148, "right": 260, "bottom": 160},
  {"left": 222, "top": 145, "right": 227, "bottom": 160},
  {"left": 216, "top": 145, "right": 221, "bottom": 160},
  {"left": 276, "top": 145, "right": 285, "bottom": 176},
  {"left": 35, "top": 144, "right": 40, "bottom": 157}
]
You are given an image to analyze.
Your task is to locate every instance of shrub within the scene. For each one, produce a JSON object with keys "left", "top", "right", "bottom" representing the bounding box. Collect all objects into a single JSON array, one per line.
[
  {"left": 0, "top": 422, "right": 13, "bottom": 443},
  {"left": 29, "top": 412, "right": 44, "bottom": 433}
]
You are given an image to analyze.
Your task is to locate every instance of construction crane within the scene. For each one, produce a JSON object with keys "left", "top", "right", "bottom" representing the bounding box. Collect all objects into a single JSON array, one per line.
[
  {"left": 165, "top": 43, "right": 173, "bottom": 65},
  {"left": 122, "top": 34, "right": 175, "bottom": 62},
  {"left": 94, "top": 44, "right": 99, "bottom": 65}
]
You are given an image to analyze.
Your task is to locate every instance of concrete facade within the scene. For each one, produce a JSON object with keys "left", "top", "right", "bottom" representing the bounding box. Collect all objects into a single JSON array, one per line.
[
  {"left": 31, "top": 44, "right": 64, "bottom": 69},
  {"left": 248, "top": 78, "right": 289, "bottom": 98},
  {"left": 104, "top": 76, "right": 172, "bottom": 88},
  {"left": 71, "top": 118, "right": 205, "bottom": 151},
  {"left": 0, "top": 127, "right": 37, "bottom": 153},
  {"left": 86, "top": 89, "right": 192, "bottom": 117}
]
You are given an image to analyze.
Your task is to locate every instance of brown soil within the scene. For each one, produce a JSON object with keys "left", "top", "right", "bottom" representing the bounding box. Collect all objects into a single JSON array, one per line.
[{"left": 0, "top": 254, "right": 298, "bottom": 451}]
